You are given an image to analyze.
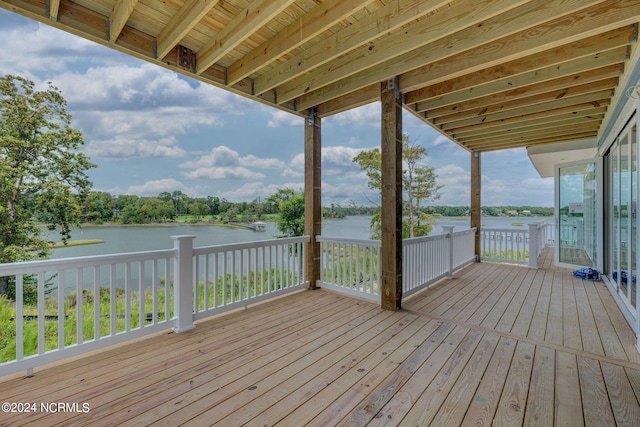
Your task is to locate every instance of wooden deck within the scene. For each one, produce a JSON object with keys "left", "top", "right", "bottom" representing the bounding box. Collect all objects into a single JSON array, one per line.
[{"left": 1, "top": 249, "right": 639, "bottom": 426}]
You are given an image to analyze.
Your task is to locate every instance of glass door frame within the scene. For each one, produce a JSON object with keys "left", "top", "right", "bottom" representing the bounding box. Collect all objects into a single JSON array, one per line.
[
  {"left": 554, "top": 158, "right": 603, "bottom": 272},
  {"left": 604, "top": 116, "right": 638, "bottom": 329}
]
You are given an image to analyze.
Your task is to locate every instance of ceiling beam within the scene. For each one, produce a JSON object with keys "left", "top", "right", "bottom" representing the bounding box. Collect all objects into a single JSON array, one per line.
[
  {"left": 448, "top": 105, "right": 608, "bottom": 138},
  {"left": 46, "top": 0, "right": 60, "bottom": 20},
  {"left": 464, "top": 131, "right": 600, "bottom": 152},
  {"left": 428, "top": 76, "right": 619, "bottom": 122},
  {"left": 414, "top": 50, "right": 627, "bottom": 113},
  {"left": 316, "top": 84, "right": 379, "bottom": 118},
  {"left": 196, "top": 0, "right": 296, "bottom": 75},
  {"left": 451, "top": 107, "right": 607, "bottom": 138},
  {"left": 296, "top": 0, "right": 616, "bottom": 111},
  {"left": 109, "top": 0, "right": 139, "bottom": 42},
  {"left": 253, "top": 0, "right": 451, "bottom": 96},
  {"left": 440, "top": 94, "right": 612, "bottom": 132},
  {"left": 405, "top": 25, "right": 636, "bottom": 106},
  {"left": 286, "top": 0, "right": 530, "bottom": 107},
  {"left": 459, "top": 122, "right": 601, "bottom": 145},
  {"left": 226, "top": 0, "right": 376, "bottom": 86},
  {"left": 156, "top": 0, "right": 219, "bottom": 60},
  {"left": 400, "top": 0, "right": 640, "bottom": 93}
]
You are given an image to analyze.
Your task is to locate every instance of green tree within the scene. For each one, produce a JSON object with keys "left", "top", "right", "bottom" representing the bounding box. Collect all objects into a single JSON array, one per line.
[
  {"left": 83, "top": 191, "right": 115, "bottom": 223},
  {"left": 353, "top": 133, "right": 441, "bottom": 239},
  {"left": 268, "top": 189, "right": 305, "bottom": 237},
  {"left": 0, "top": 75, "right": 95, "bottom": 291},
  {"left": 187, "top": 201, "right": 210, "bottom": 221},
  {"left": 139, "top": 198, "right": 175, "bottom": 223}
]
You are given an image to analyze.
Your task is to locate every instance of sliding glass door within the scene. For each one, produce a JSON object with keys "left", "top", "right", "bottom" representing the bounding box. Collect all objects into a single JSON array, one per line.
[
  {"left": 555, "top": 159, "right": 602, "bottom": 270},
  {"left": 607, "top": 120, "right": 637, "bottom": 314}
]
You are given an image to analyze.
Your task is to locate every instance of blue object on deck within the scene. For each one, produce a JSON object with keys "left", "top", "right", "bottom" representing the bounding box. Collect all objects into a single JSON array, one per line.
[{"left": 573, "top": 267, "right": 600, "bottom": 281}]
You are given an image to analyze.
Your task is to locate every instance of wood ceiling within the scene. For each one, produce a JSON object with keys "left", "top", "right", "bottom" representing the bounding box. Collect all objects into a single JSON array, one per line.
[{"left": 1, "top": 0, "right": 639, "bottom": 152}]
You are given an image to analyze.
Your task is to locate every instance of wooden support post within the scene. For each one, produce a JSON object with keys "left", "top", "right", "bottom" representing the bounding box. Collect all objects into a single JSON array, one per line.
[
  {"left": 380, "top": 78, "right": 403, "bottom": 311},
  {"left": 471, "top": 151, "right": 481, "bottom": 261},
  {"left": 304, "top": 107, "right": 321, "bottom": 289}
]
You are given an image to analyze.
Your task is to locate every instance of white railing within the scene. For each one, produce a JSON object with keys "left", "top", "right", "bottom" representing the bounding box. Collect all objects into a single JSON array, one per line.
[
  {"left": 191, "top": 237, "right": 308, "bottom": 321},
  {"left": 480, "top": 220, "right": 552, "bottom": 267},
  {"left": 317, "top": 237, "right": 381, "bottom": 301},
  {"left": 0, "top": 248, "right": 175, "bottom": 376},
  {"left": 453, "top": 228, "right": 478, "bottom": 272},
  {"left": 0, "top": 235, "right": 309, "bottom": 376},
  {"left": 480, "top": 228, "right": 529, "bottom": 265},
  {"left": 403, "top": 227, "right": 476, "bottom": 297},
  {"left": 317, "top": 228, "right": 477, "bottom": 301},
  {"left": 0, "top": 219, "right": 556, "bottom": 376}
]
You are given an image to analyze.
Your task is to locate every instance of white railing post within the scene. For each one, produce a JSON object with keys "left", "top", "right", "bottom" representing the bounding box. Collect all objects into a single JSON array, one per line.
[
  {"left": 442, "top": 226, "right": 455, "bottom": 278},
  {"left": 172, "top": 235, "right": 196, "bottom": 333},
  {"left": 528, "top": 223, "right": 539, "bottom": 269}
]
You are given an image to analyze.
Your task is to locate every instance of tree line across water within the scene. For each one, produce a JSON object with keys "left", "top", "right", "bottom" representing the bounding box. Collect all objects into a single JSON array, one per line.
[{"left": 71, "top": 190, "right": 552, "bottom": 225}]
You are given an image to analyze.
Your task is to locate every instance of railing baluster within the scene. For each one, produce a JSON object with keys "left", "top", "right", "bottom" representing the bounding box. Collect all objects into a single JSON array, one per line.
[
  {"left": 38, "top": 272, "right": 45, "bottom": 355},
  {"left": 58, "top": 270, "right": 64, "bottom": 350},
  {"left": 110, "top": 264, "right": 116, "bottom": 335},
  {"left": 76, "top": 269, "right": 82, "bottom": 345},
  {"left": 125, "top": 263, "right": 131, "bottom": 333},
  {"left": 151, "top": 259, "right": 158, "bottom": 325},
  {"left": 93, "top": 266, "right": 100, "bottom": 340},
  {"left": 139, "top": 261, "right": 145, "bottom": 328},
  {"left": 16, "top": 275, "right": 24, "bottom": 361}
]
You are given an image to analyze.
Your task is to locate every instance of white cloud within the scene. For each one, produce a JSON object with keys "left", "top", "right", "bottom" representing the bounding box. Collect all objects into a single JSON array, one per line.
[
  {"left": 182, "top": 167, "right": 265, "bottom": 180},
  {"left": 179, "top": 146, "right": 284, "bottom": 181},
  {"left": 125, "top": 179, "right": 189, "bottom": 196},
  {"left": 282, "top": 154, "right": 304, "bottom": 178},
  {"left": 0, "top": 21, "right": 103, "bottom": 76},
  {"left": 432, "top": 134, "right": 451, "bottom": 146},
  {"left": 433, "top": 164, "right": 470, "bottom": 205},
  {"left": 325, "top": 104, "right": 380, "bottom": 127},
  {"left": 84, "top": 137, "right": 186, "bottom": 159},
  {"left": 282, "top": 146, "right": 369, "bottom": 177},
  {"left": 267, "top": 110, "right": 303, "bottom": 128}
]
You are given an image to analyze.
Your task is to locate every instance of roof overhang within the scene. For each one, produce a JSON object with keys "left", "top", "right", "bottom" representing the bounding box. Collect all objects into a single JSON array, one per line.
[
  {"left": 527, "top": 138, "right": 598, "bottom": 178},
  {"left": 1, "top": 0, "right": 639, "bottom": 154}
]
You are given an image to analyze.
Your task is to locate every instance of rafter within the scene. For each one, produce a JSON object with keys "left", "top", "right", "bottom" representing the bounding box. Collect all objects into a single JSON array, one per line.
[
  {"left": 448, "top": 105, "right": 609, "bottom": 138},
  {"left": 450, "top": 107, "right": 607, "bottom": 138},
  {"left": 283, "top": 0, "right": 531, "bottom": 106},
  {"left": 109, "top": 0, "right": 139, "bottom": 42},
  {"left": 196, "top": 0, "right": 296, "bottom": 75},
  {"left": 296, "top": 0, "right": 617, "bottom": 111},
  {"left": 458, "top": 122, "right": 601, "bottom": 145},
  {"left": 156, "top": 0, "right": 219, "bottom": 60},
  {"left": 439, "top": 93, "right": 612, "bottom": 132},
  {"left": 414, "top": 49, "right": 627, "bottom": 113},
  {"left": 405, "top": 26, "right": 636, "bottom": 106},
  {"left": 252, "top": 0, "right": 451, "bottom": 96},
  {"left": 464, "top": 131, "right": 600, "bottom": 152},
  {"left": 428, "top": 77, "right": 619, "bottom": 121},
  {"left": 317, "top": 84, "right": 379, "bottom": 118},
  {"left": 226, "top": 0, "right": 375, "bottom": 86},
  {"left": 46, "top": 0, "right": 60, "bottom": 20}
]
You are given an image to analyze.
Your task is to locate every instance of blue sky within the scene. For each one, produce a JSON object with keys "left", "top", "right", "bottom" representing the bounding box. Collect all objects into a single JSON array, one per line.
[{"left": 0, "top": 9, "right": 553, "bottom": 207}]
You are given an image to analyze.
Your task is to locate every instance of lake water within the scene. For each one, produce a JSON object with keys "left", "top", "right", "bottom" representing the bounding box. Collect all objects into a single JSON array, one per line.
[{"left": 49, "top": 216, "right": 550, "bottom": 259}]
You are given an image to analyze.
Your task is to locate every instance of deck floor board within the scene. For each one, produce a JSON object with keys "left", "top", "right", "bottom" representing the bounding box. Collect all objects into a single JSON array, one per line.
[{"left": 1, "top": 248, "right": 639, "bottom": 426}]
